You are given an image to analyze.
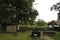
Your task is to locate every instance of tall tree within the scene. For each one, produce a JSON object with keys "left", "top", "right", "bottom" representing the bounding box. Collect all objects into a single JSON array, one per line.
[
  {"left": 0, "top": 0, "right": 38, "bottom": 25},
  {"left": 36, "top": 19, "right": 47, "bottom": 26},
  {"left": 51, "top": 2, "right": 60, "bottom": 20}
]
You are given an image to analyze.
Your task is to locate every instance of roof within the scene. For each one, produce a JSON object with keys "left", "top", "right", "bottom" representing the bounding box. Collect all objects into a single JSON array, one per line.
[
  {"left": 55, "top": 20, "right": 60, "bottom": 25},
  {"left": 48, "top": 21, "right": 57, "bottom": 25}
]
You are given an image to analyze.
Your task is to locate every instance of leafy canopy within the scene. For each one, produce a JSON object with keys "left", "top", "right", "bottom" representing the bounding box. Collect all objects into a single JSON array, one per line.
[{"left": 0, "top": 0, "right": 38, "bottom": 25}]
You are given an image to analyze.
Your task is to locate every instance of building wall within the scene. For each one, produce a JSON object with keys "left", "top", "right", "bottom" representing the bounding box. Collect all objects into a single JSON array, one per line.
[
  {"left": 7, "top": 25, "right": 16, "bottom": 32},
  {"left": 48, "top": 25, "right": 59, "bottom": 28}
]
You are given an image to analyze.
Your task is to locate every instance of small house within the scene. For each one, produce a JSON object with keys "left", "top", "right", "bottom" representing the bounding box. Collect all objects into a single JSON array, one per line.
[
  {"left": 55, "top": 20, "right": 60, "bottom": 26},
  {"left": 7, "top": 25, "right": 17, "bottom": 32},
  {"left": 0, "top": 22, "right": 19, "bottom": 33},
  {"left": 48, "top": 21, "right": 60, "bottom": 28}
]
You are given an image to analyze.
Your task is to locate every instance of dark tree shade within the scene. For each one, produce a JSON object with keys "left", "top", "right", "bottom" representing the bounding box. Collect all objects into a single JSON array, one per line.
[{"left": 0, "top": 0, "right": 38, "bottom": 25}]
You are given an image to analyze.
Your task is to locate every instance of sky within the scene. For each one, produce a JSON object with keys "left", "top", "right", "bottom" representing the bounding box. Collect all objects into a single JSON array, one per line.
[{"left": 33, "top": 0, "right": 60, "bottom": 22}]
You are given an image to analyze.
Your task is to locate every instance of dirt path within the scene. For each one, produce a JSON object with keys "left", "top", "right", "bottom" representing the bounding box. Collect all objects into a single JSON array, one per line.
[{"left": 41, "top": 36, "right": 54, "bottom": 40}]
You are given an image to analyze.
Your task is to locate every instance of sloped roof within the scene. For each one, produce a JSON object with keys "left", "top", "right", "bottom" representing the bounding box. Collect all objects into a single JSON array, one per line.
[
  {"left": 55, "top": 20, "right": 60, "bottom": 25},
  {"left": 48, "top": 21, "right": 57, "bottom": 25}
]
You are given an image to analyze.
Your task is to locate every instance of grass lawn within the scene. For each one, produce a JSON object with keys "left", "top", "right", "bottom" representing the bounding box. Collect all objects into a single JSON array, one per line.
[
  {"left": 55, "top": 32, "right": 60, "bottom": 40},
  {"left": 17, "top": 31, "right": 43, "bottom": 40},
  {"left": 0, "top": 33, "right": 17, "bottom": 40},
  {"left": 0, "top": 31, "right": 60, "bottom": 40},
  {"left": 0, "top": 31, "right": 43, "bottom": 40}
]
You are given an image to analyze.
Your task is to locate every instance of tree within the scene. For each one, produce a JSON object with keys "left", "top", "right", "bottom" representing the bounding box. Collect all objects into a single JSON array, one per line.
[
  {"left": 36, "top": 19, "right": 47, "bottom": 26},
  {"left": 51, "top": 2, "right": 60, "bottom": 20},
  {"left": 48, "top": 20, "right": 57, "bottom": 25},
  {"left": 0, "top": 0, "right": 38, "bottom": 25}
]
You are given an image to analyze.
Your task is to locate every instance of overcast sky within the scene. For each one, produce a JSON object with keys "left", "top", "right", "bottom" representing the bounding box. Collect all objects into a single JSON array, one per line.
[{"left": 33, "top": 0, "right": 60, "bottom": 22}]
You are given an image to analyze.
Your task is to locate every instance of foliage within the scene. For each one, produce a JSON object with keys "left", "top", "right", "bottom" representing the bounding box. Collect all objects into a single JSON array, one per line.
[
  {"left": 51, "top": 2, "right": 60, "bottom": 20},
  {"left": 36, "top": 19, "right": 47, "bottom": 26},
  {"left": 0, "top": 0, "right": 38, "bottom": 25},
  {"left": 48, "top": 20, "right": 57, "bottom": 25}
]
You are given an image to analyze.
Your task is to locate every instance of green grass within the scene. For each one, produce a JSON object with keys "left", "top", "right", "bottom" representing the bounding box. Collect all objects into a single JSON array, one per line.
[
  {"left": 0, "top": 33, "right": 17, "bottom": 40},
  {"left": 0, "top": 31, "right": 43, "bottom": 40},
  {"left": 17, "top": 31, "right": 43, "bottom": 40},
  {"left": 20, "top": 25, "right": 48, "bottom": 28},
  {"left": 55, "top": 32, "right": 60, "bottom": 40},
  {"left": 17, "top": 31, "right": 60, "bottom": 40},
  {"left": 0, "top": 31, "right": 60, "bottom": 40}
]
